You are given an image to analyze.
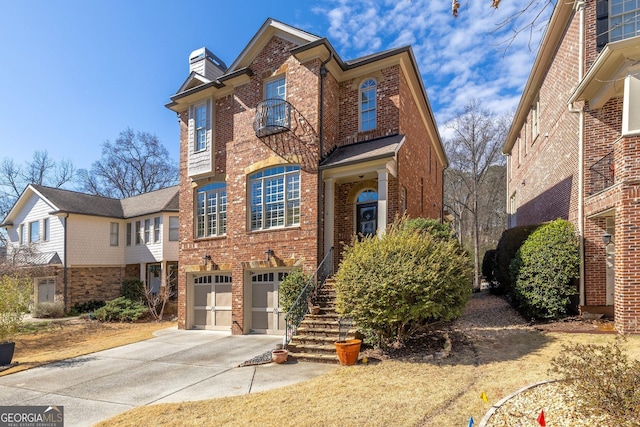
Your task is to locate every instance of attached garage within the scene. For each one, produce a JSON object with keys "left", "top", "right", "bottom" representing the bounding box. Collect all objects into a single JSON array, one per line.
[
  {"left": 248, "top": 270, "right": 288, "bottom": 334},
  {"left": 192, "top": 273, "right": 232, "bottom": 330}
]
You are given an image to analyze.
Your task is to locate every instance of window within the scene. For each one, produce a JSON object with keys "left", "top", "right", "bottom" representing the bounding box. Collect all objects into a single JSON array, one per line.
[
  {"left": 401, "top": 187, "right": 407, "bottom": 215},
  {"left": 30, "top": 221, "right": 39, "bottom": 243},
  {"left": 610, "top": 0, "right": 640, "bottom": 42},
  {"left": 169, "top": 216, "right": 179, "bottom": 241},
  {"left": 110, "top": 222, "right": 119, "bottom": 246},
  {"left": 194, "top": 103, "right": 207, "bottom": 151},
  {"left": 250, "top": 165, "right": 300, "bottom": 230},
  {"left": 126, "top": 222, "right": 132, "bottom": 246},
  {"left": 19, "top": 224, "right": 26, "bottom": 245},
  {"left": 144, "top": 219, "right": 151, "bottom": 244},
  {"left": 509, "top": 192, "right": 517, "bottom": 228},
  {"left": 135, "top": 221, "right": 141, "bottom": 245},
  {"left": 359, "top": 78, "right": 377, "bottom": 132},
  {"left": 44, "top": 218, "right": 50, "bottom": 242},
  {"left": 264, "top": 76, "right": 287, "bottom": 127},
  {"left": 531, "top": 98, "right": 539, "bottom": 141},
  {"left": 196, "top": 182, "right": 227, "bottom": 238},
  {"left": 154, "top": 217, "right": 161, "bottom": 242}
]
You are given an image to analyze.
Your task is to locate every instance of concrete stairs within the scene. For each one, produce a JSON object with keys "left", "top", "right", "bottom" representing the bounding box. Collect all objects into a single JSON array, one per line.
[{"left": 286, "top": 280, "right": 357, "bottom": 364}]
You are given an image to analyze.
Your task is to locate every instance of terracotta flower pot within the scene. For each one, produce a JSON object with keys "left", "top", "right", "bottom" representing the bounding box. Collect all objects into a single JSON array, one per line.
[
  {"left": 334, "top": 339, "right": 361, "bottom": 366},
  {"left": 272, "top": 349, "right": 288, "bottom": 364}
]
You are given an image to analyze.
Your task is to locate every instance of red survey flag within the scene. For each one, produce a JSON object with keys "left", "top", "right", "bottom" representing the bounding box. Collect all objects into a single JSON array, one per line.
[{"left": 537, "top": 410, "right": 546, "bottom": 426}]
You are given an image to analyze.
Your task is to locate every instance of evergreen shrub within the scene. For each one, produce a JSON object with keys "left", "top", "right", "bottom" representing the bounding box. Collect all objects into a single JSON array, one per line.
[
  {"left": 93, "top": 297, "right": 147, "bottom": 322},
  {"left": 334, "top": 218, "right": 473, "bottom": 348},
  {"left": 510, "top": 219, "right": 579, "bottom": 319},
  {"left": 492, "top": 224, "right": 539, "bottom": 295},
  {"left": 279, "top": 269, "right": 312, "bottom": 314},
  {"left": 120, "top": 279, "right": 145, "bottom": 303}
]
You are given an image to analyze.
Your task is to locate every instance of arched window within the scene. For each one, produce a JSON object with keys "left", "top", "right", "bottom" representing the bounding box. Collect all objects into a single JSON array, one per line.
[
  {"left": 359, "top": 78, "right": 377, "bottom": 132},
  {"left": 196, "top": 182, "right": 227, "bottom": 237},
  {"left": 249, "top": 165, "right": 300, "bottom": 230}
]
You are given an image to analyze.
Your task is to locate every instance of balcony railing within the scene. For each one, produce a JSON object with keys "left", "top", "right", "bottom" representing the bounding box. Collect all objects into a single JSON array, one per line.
[
  {"left": 254, "top": 99, "right": 291, "bottom": 138},
  {"left": 589, "top": 150, "right": 615, "bottom": 195}
]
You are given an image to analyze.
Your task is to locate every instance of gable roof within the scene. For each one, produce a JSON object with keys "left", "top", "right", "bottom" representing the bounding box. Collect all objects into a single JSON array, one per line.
[{"left": 0, "top": 185, "right": 180, "bottom": 227}]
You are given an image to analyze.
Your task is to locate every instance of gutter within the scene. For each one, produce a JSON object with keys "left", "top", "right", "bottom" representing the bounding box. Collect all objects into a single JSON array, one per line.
[
  {"left": 568, "top": 0, "right": 586, "bottom": 306},
  {"left": 63, "top": 213, "right": 69, "bottom": 312},
  {"left": 318, "top": 53, "right": 333, "bottom": 261}
]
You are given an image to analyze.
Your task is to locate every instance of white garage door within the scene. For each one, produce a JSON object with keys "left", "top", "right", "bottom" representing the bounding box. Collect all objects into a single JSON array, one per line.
[
  {"left": 193, "top": 273, "right": 232, "bottom": 330},
  {"left": 250, "top": 271, "right": 287, "bottom": 334}
]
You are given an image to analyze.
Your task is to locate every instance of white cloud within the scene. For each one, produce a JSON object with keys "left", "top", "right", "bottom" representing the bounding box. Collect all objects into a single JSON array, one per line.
[{"left": 314, "top": 0, "right": 554, "bottom": 136}]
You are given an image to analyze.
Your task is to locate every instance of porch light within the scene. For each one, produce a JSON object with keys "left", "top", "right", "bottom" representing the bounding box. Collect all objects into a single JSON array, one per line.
[
  {"left": 265, "top": 248, "right": 274, "bottom": 261},
  {"left": 602, "top": 233, "right": 613, "bottom": 245},
  {"left": 203, "top": 254, "right": 212, "bottom": 265}
]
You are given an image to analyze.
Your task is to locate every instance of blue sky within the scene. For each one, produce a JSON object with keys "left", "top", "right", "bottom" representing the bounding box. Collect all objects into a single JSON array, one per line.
[{"left": 0, "top": 0, "right": 552, "bottom": 172}]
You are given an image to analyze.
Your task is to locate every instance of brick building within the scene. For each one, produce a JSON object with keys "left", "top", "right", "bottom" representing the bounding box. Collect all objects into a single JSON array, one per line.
[
  {"left": 166, "top": 19, "right": 447, "bottom": 334},
  {"left": 504, "top": 1, "right": 640, "bottom": 332}
]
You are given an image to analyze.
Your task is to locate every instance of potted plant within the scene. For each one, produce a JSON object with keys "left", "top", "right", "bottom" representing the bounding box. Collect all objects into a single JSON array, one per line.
[
  {"left": 0, "top": 274, "right": 32, "bottom": 365},
  {"left": 334, "top": 339, "right": 362, "bottom": 366}
]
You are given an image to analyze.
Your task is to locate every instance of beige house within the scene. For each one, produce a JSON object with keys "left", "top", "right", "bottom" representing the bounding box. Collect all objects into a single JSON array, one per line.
[{"left": 1, "top": 185, "right": 179, "bottom": 309}]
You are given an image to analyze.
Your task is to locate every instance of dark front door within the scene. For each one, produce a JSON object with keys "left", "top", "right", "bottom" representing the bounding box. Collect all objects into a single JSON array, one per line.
[{"left": 357, "top": 202, "right": 377, "bottom": 237}]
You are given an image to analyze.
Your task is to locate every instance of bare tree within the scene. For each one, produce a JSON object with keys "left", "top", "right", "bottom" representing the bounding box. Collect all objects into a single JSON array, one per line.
[
  {"left": 77, "top": 128, "right": 178, "bottom": 198},
  {"left": 0, "top": 151, "right": 76, "bottom": 220},
  {"left": 444, "top": 99, "right": 507, "bottom": 290},
  {"left": 144, "top": 268, "right": 177, "bottom": 321}
]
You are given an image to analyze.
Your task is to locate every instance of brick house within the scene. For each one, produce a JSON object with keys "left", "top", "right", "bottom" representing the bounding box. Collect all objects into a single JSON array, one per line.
[
  {"left": 1, "top": 185, "right": 179, "bottom": 309},
  {"left": 166, "top": 19, "right": 447, "bottom": 334},
  {"left": 503, "top": 1, "right": 640, "bottom": 333}
]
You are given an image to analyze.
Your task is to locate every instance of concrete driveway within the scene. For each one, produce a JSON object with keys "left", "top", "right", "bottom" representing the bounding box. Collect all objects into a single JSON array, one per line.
[{"left": 0, "top": 327, "right": 336, "bottom": 427}]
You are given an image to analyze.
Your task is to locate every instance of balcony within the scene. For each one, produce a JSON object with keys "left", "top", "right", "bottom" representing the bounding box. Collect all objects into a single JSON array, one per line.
[
  {"left": 254, "top": 99, "right": 291, "bottom": 138},
  {"left": 589, "top": 150, "right": 615, "bottom": 195}
]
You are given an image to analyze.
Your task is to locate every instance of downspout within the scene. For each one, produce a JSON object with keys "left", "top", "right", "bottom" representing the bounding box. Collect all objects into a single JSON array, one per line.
[
  {"left": 568, "top": 0, "right": 585, "bottom": 306},
  {"left": 63, "top": 213, "right": 69, "bottom": 311},
  {"left": 318, "top": 52, "right": 333, "bottom": 262}
]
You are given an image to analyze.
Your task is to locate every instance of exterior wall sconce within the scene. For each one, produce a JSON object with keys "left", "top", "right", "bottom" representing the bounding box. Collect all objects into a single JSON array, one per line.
[
  {"left": 203, "top": 254, "right": 212, "bottom": 265},
  {"left": 265, "top": 248, "right": 274, "bottom": 261},
  {"left": 602, "top": 233, "right": 613, "bottom": 245}
]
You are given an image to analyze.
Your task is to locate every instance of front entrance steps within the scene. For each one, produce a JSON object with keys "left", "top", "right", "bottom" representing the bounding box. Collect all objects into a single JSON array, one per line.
[{"left": 286, "top": 280, "right": 357, "bottom": 364}]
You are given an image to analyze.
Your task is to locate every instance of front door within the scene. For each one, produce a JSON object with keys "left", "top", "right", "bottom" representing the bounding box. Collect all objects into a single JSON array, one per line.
[
  {"left": 193, "top": 273, "right": 232, "bottom": 330},
  {"left": 357, "top": 202, "right": 377, "bottom": 237},
  {"left": 250, "top": 271, "right": 287, "bottom": 334}
]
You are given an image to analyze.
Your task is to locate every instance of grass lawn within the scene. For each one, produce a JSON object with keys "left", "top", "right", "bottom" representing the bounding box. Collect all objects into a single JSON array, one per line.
[{"left": 5, "top": 308, "right": 639, "bottom": 426}]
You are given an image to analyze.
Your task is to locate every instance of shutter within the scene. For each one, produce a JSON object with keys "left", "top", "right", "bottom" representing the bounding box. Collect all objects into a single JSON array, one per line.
[
  {"left": 596, "top": 0, "right": 608, "bottom": 51},
  {"left": 188, "top": 105, "right": 195, "bottom": 153}
]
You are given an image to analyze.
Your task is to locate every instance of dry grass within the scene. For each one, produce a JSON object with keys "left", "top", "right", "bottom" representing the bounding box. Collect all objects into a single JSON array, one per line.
[
  {"left": 97, "top": 330, "right": 640, "bottom": 427},
  {"left": 1, "top": 318, "right": 176, "bottom": 377},
  {"left": 6, "top": 296, "right": 640, "bottom": 426}
]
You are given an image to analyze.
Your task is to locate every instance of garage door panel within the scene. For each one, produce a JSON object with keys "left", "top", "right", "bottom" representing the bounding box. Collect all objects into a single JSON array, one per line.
[
  {"left": 216, "top": 285, "right": 232, "bottom": 306},
  {"left": 215, "top": 310, "right": 231, "bottom": 326},
  {"left": 194, "top": 286, "right": 210, "bottom": 305},
  {"left": 252, "top": 283, "right": 270, "bottom": 307},
  {"left": 194, "top": 309, "right": 208, "bottom": 326}
]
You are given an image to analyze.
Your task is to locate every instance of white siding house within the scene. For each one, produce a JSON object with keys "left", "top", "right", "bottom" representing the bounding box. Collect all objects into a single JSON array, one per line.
[{"left": 1, "top": 185, "right": 179, "bottom": 309}]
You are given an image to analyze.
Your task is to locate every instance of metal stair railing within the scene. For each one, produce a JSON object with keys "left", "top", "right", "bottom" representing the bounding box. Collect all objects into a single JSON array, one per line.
[{"left": 283, "top": 247, "right": 334, "bottom": 347}]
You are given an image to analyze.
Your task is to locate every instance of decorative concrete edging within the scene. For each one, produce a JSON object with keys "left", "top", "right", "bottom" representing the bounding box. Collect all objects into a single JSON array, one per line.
[{"left": 478, "top": 380, "right": 558, "bottom": 427}]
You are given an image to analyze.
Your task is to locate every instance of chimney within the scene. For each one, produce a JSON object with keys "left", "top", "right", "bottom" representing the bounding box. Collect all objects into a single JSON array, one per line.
[{"left": 189, "top": 47, "right": 227, "bottom": 80}]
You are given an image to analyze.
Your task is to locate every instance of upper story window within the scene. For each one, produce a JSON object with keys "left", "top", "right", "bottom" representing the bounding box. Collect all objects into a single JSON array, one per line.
[
  {"left": 359, "top": 78, "right": 377, "bottom": 132},
  {"left": 196, "top": 182, "right": 227, "bottom": 238},
  {"left": 531, "top": 97, "right": 539, "bottom": 141},
  {"left": 135, "top": 221, "right": 142, "bottom": 245},
  {"left": 154, "top": 217, "right": 161, "bottom": 242},
  {"left": 249, "top": 165, "right": 300, "bottom": 231},
  {"left": 194, "top": 103, "right": 208, "bottom": 152},
  {"left": 610, "top": 0, "right": 640, "bottom": 42},
  {"left": 169, "top": 216, "right": 179, "bottom": 241},
  {"left": 144, "top": 219, "right": 151, "bottom": 244},
  {"left": 126, "top": 222, "right": 132, "bottom": 246},
  {"left": 44, "top": 218, "right": 50, "bottom": 242},
  {"left": 264, "top": 76, "right": 287, "bottom": 127},
  {"left": 110, "top": 222, "right": 119, "bottom": 246},
  {"left": 30, "top": 221, "right": 39, "bottom": 243}
]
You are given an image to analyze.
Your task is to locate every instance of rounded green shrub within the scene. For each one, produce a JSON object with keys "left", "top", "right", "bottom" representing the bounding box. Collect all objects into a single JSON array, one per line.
[
  {"left": 120, "top": 279, "right": 145, "bottom": 303},
  {"left": 510, "top": 219, "right": 579, "bottom": 319},
  {"left": 279, "top": 269, "right": 312, "bottom": 314},
  {"left": 93, "top": 297, "right": 147, "bottom": 322},
  {"left": 334, "top": 218, "right": 473, "bottom": 348}
]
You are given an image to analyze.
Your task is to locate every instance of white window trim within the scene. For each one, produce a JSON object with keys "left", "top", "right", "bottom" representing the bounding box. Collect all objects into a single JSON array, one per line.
[
  {"left": 249, "top": 166, "right": 301, "bottom": 231},
  {"left": 110, "top": 222, "right": 119, "bottom": 246},
  {"left": 195, "top": 183, "right": 227, "bottom": 238},
  {"left": 169, "top": 216, "right": 179, "bottom": 241}
]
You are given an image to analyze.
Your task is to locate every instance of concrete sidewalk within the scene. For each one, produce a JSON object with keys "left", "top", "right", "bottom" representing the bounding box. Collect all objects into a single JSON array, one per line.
[{"left": 0, "top": 327, "right": 336, "bottom": 427}]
